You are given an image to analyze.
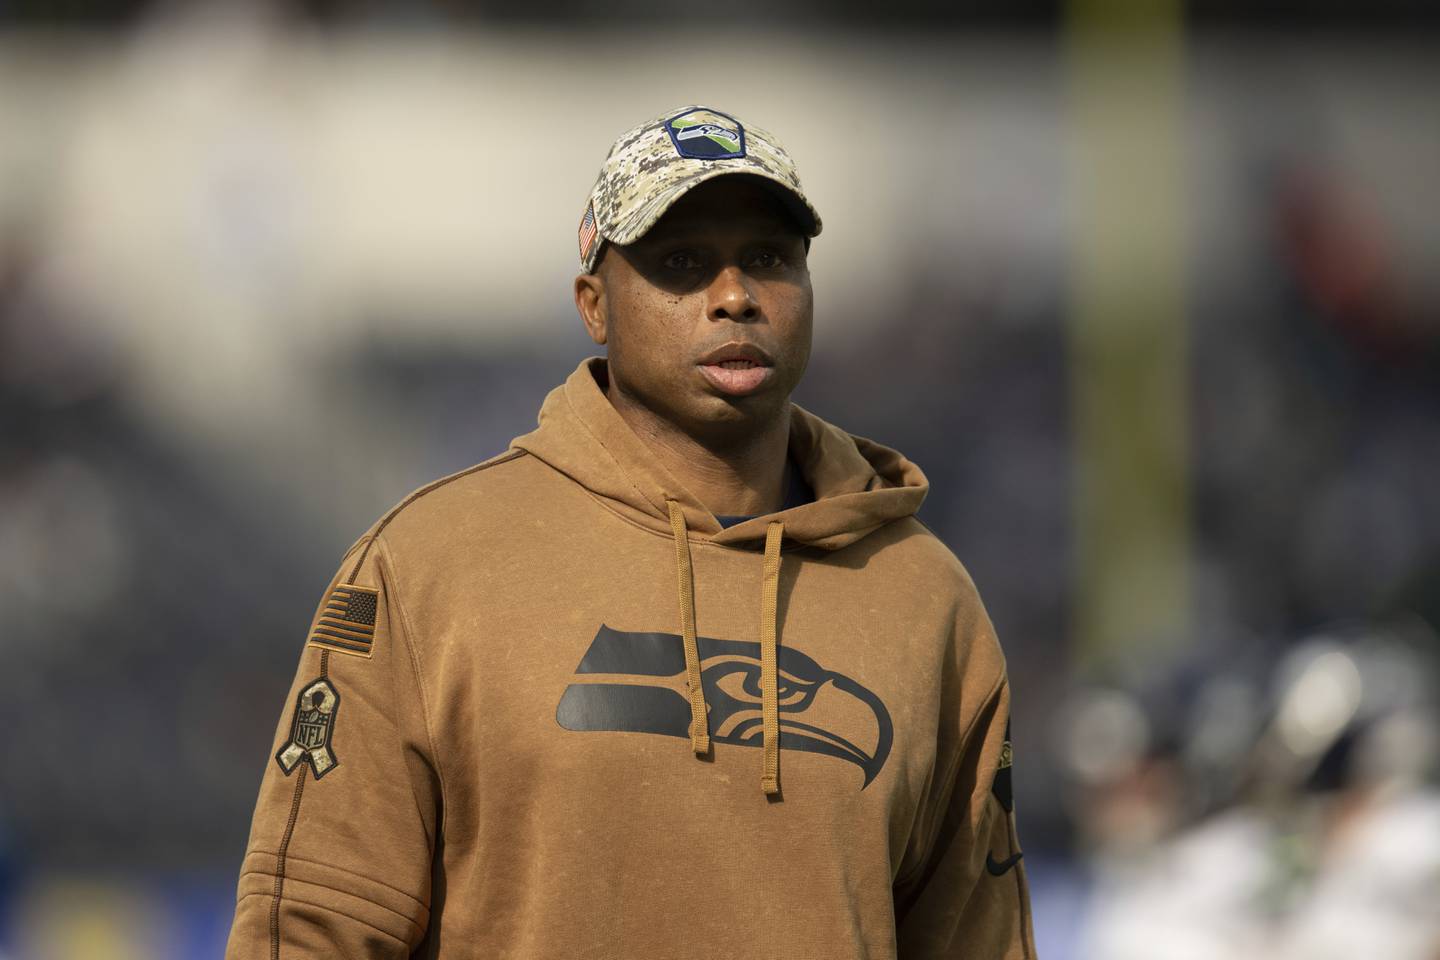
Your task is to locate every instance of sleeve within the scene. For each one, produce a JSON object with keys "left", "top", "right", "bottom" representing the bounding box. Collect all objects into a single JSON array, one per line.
[
  {"left": 225, "top": 533, "right": 442, "bottom": 959},
  {"left": 893, "top": 606, "right": 1037, "bottom": 958}
]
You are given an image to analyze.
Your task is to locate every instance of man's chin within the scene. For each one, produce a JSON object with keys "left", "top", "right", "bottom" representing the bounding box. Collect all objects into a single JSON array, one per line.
[{"left": 683, "top": 390, "right": 789, "bottom": 440}]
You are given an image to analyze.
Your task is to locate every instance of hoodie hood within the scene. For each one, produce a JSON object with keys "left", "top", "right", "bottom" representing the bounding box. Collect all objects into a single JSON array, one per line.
[
  {"left": 510, "top": 355, "right": 928, "bottom": 795},
  {"left": 510, "top": 356, "right": 928, "bottom": 550}
]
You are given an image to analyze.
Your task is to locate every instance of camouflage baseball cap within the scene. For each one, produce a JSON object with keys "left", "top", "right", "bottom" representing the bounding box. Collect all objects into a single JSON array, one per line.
[{"left": 577, "top": 105, "right": 823, "bottom": 274}]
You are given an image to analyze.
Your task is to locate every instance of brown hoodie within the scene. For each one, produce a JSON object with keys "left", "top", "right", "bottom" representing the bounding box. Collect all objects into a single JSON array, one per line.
[{"left": 226, "top": 355, "right": 1036, "bottom": 959}]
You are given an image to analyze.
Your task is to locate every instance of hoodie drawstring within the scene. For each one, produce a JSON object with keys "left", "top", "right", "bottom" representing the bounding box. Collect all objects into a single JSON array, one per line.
[
  {"left": 758, "top": 520, "right": 784, "bottom": 795},
  {"left": 667, "top": 499, "right": 785, "bottom": 795},
  {"left": 668, "top": 499, "right": 710, "bottom": 756}
]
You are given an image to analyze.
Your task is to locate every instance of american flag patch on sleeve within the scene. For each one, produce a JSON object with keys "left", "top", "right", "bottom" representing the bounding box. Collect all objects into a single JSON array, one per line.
[{"left": 308, "top": 583, "right": 380, "bottom": 658}]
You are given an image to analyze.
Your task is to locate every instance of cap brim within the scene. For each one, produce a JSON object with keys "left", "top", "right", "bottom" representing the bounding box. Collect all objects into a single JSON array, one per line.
[{"left": 606, "top": 166, "right": 822, "bottom": 249}]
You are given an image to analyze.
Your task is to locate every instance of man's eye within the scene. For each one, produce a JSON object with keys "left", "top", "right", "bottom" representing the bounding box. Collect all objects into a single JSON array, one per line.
[
  {"left": 663, "top": 252, "right": 701, "bottom": 270},
  {"left": 748, "top": 250, "right": 783, "bottom": 269}
]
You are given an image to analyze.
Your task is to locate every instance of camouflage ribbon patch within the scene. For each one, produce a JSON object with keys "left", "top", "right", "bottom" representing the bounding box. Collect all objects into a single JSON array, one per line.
[
  {"left": 276, "top": 677, "right": 340, "bottom": 779},
  {"left": 307, "top": 583, "right": 379, "bottom": 658}
]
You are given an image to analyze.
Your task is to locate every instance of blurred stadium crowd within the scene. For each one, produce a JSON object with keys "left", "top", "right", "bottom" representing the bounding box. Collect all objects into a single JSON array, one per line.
[{"left": 1, "top": 2, "right": 1438, "bottom": 958}]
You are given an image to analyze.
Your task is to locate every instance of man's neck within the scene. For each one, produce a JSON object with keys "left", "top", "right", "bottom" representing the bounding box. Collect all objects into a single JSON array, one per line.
[{"left": 605, "top": 380, "right": 790, "bottom": 519}]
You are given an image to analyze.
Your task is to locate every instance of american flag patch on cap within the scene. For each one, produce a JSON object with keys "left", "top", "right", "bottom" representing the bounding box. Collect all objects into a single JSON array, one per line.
[
  {"left": 308, "top": 583, "right": 379, "bottom": 658},
  {"left": 578, "top": 201, "right": 598, "bottom": 263}
]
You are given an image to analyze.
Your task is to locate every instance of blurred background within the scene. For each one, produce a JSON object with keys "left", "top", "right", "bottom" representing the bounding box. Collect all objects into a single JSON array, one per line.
[{"left": 2, "top": 0, "right": 1438, "bottom": 957}]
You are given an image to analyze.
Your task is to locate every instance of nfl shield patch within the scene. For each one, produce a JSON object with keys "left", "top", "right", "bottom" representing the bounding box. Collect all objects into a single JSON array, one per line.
[{"left": 664, "top": 108, "right": 746, "bottom": 160}]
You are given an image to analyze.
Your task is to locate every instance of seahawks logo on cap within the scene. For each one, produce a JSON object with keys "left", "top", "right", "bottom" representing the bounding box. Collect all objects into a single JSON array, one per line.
[{"left": 664, "top": 108, "right": 746, "bottom": 160}]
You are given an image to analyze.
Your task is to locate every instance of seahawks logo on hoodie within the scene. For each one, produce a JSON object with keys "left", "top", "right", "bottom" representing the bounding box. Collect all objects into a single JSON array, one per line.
[{"left": 556, "top": 624, "right": 893, "bottom": 788}]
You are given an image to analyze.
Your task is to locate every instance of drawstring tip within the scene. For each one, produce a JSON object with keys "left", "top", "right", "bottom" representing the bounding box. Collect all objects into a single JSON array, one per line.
[
  {"left": 762, "top": 776, "right": 779, "bottom": 795},
  {"left": 691, "top": 732, "right": 710, "bottom": 755}
]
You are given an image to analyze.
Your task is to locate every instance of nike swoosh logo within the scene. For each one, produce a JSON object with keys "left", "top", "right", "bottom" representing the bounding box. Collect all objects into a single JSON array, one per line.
[{"left": 986, "top": 851, "right": 1024, "bottom": 876}]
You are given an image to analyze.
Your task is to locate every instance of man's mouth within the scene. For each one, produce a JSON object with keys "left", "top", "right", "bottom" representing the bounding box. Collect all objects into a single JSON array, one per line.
[{"left": 698, "top": 359, "right": 774, "bottom": 396}]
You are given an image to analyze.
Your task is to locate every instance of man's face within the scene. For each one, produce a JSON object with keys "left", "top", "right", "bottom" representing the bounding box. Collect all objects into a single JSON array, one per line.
[{"left": 577, "top": 175, "right": 813, "bottom": 441}]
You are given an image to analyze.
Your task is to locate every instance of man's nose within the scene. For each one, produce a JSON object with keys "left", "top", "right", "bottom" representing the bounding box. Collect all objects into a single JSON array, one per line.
[{"left": 706, "top": 265, "right": 760, "bottom": 322}]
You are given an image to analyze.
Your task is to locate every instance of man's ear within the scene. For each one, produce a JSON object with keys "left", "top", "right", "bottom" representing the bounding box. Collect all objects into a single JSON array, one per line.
[{"left": 574, "top": 271, "right": 607, "bottom": 345}]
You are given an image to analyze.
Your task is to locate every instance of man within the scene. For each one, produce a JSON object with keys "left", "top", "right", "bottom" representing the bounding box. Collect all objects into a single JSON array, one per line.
[{"left": 226, "top": 104, "right": 1035, "bottom": 959}]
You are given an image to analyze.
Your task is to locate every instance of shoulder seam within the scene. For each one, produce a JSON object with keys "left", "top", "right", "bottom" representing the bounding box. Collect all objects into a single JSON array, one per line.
[
  {"left": 371, "top": 535, "right": 448, "bottom": 873},
  {"left": 346, "top": 448, "right": 527, "bottom": 582},
  {"left": 909, "top": 514, "right": 949, "bottom": 547},
  {"left": 905, "top": 515, "right": 972, "bottom": 576}
]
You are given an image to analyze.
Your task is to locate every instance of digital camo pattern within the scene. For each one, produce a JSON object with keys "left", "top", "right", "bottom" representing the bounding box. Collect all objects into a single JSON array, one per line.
[{"left": 579, "top": 104, "right": 823, "bottom": 273}]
